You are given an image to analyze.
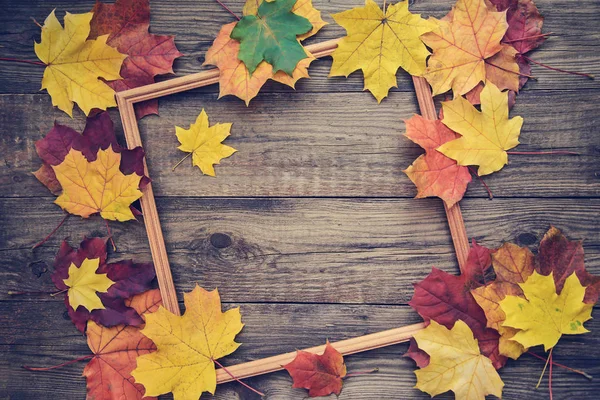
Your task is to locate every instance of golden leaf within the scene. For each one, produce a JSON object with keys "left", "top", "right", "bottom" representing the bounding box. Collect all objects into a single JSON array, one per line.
[
  {"left": 413, "top": 320, "right": 504, "bottom": 400},
  {"left": 52, "top": 147, "right": 143, "bottom": 221},
  {"left": 500, "top": 271, "right": 593, "bottom": 351},
  {"left": 330, "top": 0, "right": 433, "bottom": 103},
  {"left": 175, "top": 109, "right": 237, "bottom": 176},
  {"left": 132, "top": 286, "right": 243, "bottom": 400},
  {"left": 34, "top": 11, "right": 126, "bottom": 117},
  {"left": 63, "top": 258, "right": 114, "bottom": 312},
  {"left": 437, "top": 81, "right": 523, "bottom": 176}
]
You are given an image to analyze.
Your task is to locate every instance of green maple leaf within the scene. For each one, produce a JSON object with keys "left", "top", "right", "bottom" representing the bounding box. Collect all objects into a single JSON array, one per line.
[{"left": 231, "top": 0, "right": 312, "bottom": 75}]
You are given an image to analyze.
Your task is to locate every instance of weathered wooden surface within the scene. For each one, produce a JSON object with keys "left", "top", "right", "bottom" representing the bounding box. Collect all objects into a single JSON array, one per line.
[{"left": 0, "top": 0, "right": 599, "bottom": 399}]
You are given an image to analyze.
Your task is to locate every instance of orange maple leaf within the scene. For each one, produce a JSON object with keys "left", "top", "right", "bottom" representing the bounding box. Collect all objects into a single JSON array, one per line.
[
  {"left": 423, "top": 0, "right": 520, "bottom": 97},
  {"left": 83, "top": 289, "right": 162, "bottom": 400}
]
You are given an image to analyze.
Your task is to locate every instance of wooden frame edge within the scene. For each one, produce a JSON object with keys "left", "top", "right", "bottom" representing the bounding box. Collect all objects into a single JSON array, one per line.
[{"left": 116, "top": 38, "right": 469, "bottom": 384}]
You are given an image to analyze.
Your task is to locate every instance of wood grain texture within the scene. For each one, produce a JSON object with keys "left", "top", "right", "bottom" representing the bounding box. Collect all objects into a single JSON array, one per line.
[
  {"left": 1, "top": 0, "right": 599, "bottom": 398},
  {"left": 1, "top": 90, "right": 599, "bottom": 199},
  {"left": 2, "top": 197, "right": 599, "bottom": 305}
]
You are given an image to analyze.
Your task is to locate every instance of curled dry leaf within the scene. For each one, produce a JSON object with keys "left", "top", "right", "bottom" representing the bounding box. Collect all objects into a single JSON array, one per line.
[
  {"left": 52, "top": 237, "right": 155, "bottom": 332},
  {"left": 403, "top": 114, "right": 472, "bottom": 207},
  {"left": 175, "top": 109, "right": 237, "bottom": 176},
  {"left": 283, "top": 341, "right": 347, "bottom": 397},
  {"left": 330, "top": 0, "right": 433, "bottom": 103},
  {"left": 438, "top": 82, "right": 523, "bottom": 176},
  {"left": 500, "top": 271, "right": 594, "bottom": 351},
  {"left": 34, "top": 11, "right": 126, "bottom": 117},
  {"left": 423, "top": 0, "right": 519, "bottom": 97},
  {"left": 132, "top": 286, "right": 243, "bottom": 400},
  {"left": 89, "top": 0, "right": 183, "bottom": 119},
  {"left": 413, "top": 320, "right": 504, "bottom": 400},
  {"left": 84, "top": 289, "right": 162, "bottom": 400}
]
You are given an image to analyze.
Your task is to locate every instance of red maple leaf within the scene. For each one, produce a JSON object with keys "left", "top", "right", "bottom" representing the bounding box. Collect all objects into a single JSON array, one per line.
[
  {"left": 283, "top": 341, "right": 347, "bottom": 397},
  {"left": 51, "top": 237, "right": 156, "bottom": 332},
  {"left": 89, "top": 0, "right": 183, "bottom": 119},
  {"left": 407, "top": 240, "right": 507, "bottom": 369},
  {"left": 403, "top": 115, "right": 472, "bottom": 207},
  {"left": 34, "top": 112, "right": 149, "bottom": 197},
  {"left": 536, "top": 227, "right": 600, "bottom": 304}
]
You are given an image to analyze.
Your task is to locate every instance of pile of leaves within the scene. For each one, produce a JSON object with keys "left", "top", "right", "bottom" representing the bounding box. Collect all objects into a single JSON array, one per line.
[
  {"left": 408, "top": 227, "right": 598, "bottom": 399},
  {"left": 35, "top": 0, "right": 181, "bottom": 118}
]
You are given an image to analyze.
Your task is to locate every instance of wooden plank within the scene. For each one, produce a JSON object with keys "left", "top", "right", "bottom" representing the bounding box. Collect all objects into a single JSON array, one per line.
[
  {"left": 0, "top": 0, "right": 598, "bottom": 94},
  {"left": 1, "top": 301, "right": 599, "bottom": 399},
  {"left": 2, "top": 197, "right": 599, "bottom": 304},
  {"left": 1, "top": 90, "right": 599, "bottom": 199}
]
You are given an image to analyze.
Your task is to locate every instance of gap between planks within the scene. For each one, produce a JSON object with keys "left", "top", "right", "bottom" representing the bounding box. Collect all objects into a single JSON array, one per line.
[{"left": 116, "top": 38, "right": 471, "bottom": 384}]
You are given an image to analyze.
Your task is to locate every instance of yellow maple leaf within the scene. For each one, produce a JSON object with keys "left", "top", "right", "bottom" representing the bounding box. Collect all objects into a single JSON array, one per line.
[
  {"left": 329, "top": 0, "right": 433, "bottom": 103},
  {"left": 204, "top": 22, "right": 315, "bottom": 105},
  {"left": 500, "top": 271, "right": 593, "bottom": 351},
  {"left": 132, "top": 286, "right": 243, "bottom": 400},
  {"left": 34, "top": 11, "right": 127, "bottom": 117},
  {"left": 52, "top": 147, "right": 143, "bottom": 221},
  {"left": 413, "top": 320, "right": 504, "bottom": 400},
  {"left": 175, "top": 109, "right": 237, "bottom": 176},
  {"left": 437, "top": 81, "right": 523, "bottom": 176},
  {"left": 422, "top": 0, "right": 519, "bottom": 97},
  {"left": 242, "top": 0, "right": 326, "bottom": 40},
  {"left": 63, "top": 258, "right": 114, "bottom": 312}
]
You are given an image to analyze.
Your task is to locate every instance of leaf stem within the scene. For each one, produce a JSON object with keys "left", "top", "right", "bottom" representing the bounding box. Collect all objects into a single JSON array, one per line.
[
  {"left": 487, "top": 60, "right": 536, "bottom": 79},
  {"left": 344, "top": 367, "right": 379, "bottom": 379},
  {"left": 32, "top": 213, "right": 69, "bottom": 250},
  {"left": 521, "top": 55, "right": 594, "bottom": 79},
  {"left": 214, "top": 0, "right": 241, "bottom": 20},
  {"left": 503, "top": 32, "right": 553, "bottom": 44},
  {"left": 467, "top": 166, "right": 493, "bottom": 200},
  {"left": 536, "top": 348, "right": 553, "bottom": 389},
  {"left": 23, "top": 354, "right": 94, "bottom": 371},
  {"left": 507, "top": 151, "right": 580, "bottom": 156},
  {"left": 0, "top": 57, "right": 45, "bottom": 66},
  {"left": 172, "top": 153, "right": 191, "bottom": 171},
  {"left": 526, "top": 351, "right": 593, "bottom": 380},
  {"left": 49, "top": 289, "right": 68, "bottom": 297},
  {"left": 31, "top": 17, "right": 42, "bottom": 28},
  {"left": 213, "top": 359, "right": 265, "bottom": 397},
  {"left": 104, "top": 220, "right": 117, "bottom": 251}
]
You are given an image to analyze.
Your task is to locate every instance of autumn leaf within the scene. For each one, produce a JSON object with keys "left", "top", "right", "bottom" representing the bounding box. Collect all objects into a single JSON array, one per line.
[
  {"left": 490, "top": 0, "right": 546, "bottom": 55},
  {"left": 52, "top": 147, "right": 143, "bottom": 221},
  {"left": 34, "top": 112, "right": 149, "bottom": 196},
  {"left": 408, "top": 241, "right": 507, "bottom": 369},
  {"left": 132, "top": 286, "right": 243, "bottom": 399},
  {"left": 231, "top": 0, "right": 312, "bottom": 75},
  {"left": 437, "top": 81, "right": 523, "bottom": 176},
  {"left": 330, "top": 0, "right": 433, "bottom": 103},
  {"left": 403, "top": 114, "right": 472, "bottom": 207},
  {"left": 537, "top": 227, "right": 600, "bottom": 304},
  {"left": 283, "top": 341, "right": 347, "bottom": 397},
  {"left": 204, "top": 22, "right": 314, "bottom": 105},
  {"left": 34, "top": 11, "right": 126, "bottom": 117},
  {"left": 500, "top": 271, "right": 594, "bottom": 351},
  {"left": 175, "top": 109, "right": 237, "bottom": 176},
  {"left": 84, "top": 289, "right": 162, "bottom": 400},
  {"left": 471, "top": 243, "right": 534, "bottom": 359},
  {"left": 52, "top": 237, "right": 155, "bottom": 332},
  {"left": 242, "top": 0, "right": 326, "bottom": 40},
  {"left": 89, "top": 0, "right": 183, "bottom": 119},
  {"left": 63, "top": 257, "right": 115, "bottom": 312},
  {"left": 423, "top": 0, "right": 519, "bottom": 97},
  {"left": 413, "top": 320, "right": 504, "bottom": 400}
]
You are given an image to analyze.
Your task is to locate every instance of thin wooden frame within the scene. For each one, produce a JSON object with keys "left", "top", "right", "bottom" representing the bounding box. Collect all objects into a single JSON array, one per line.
[{"left": 116, "top": 38, "right": 469, "bottom": 384}]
